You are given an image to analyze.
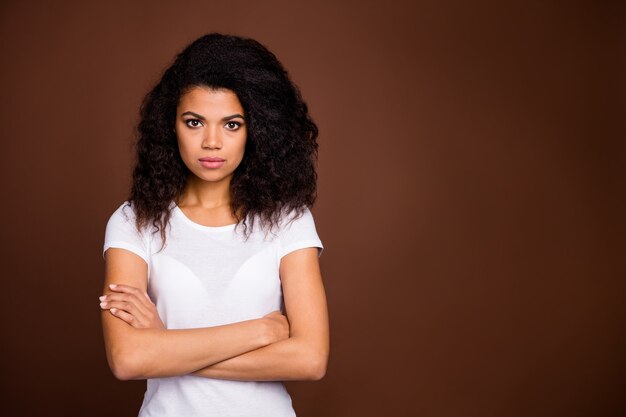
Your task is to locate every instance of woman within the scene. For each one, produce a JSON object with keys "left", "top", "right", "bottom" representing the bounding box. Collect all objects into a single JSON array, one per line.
[{"left": 99, "top": 33, "right": 329, "bottom": 416}]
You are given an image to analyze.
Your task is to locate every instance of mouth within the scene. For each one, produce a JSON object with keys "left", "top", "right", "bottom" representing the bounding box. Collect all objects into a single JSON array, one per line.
[{"left": 198, "top": 157, "right": 225, "bottom": 169}]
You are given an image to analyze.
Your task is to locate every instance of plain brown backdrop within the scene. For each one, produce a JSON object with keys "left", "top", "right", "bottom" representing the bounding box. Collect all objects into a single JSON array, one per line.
[{"left": 0, "top": 1, "right": 624, "bottom": 416}]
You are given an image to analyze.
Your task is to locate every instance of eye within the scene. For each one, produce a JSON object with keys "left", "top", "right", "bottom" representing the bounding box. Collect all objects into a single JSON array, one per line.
[
  {"left": 184, "top": 119, "right": 203, "bottom": 128},
  {"left": 225, "top": 121, "right": 242, "bottom": 131}
]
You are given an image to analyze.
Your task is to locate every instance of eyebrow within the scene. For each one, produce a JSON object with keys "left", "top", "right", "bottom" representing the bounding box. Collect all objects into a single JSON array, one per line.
[{"left": 180, "top": 111, "right": 245, "bottom": 121}]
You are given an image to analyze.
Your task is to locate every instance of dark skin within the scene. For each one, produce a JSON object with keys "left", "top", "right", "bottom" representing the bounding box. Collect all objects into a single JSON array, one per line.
[{"left": 101, "top": 87, "right": 329, "bottom": 381}]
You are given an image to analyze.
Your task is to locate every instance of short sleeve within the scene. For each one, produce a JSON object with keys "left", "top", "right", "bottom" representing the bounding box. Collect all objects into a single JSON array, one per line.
[
  {"left": 278, "top": 207, "right": 324, "bottom": 259},
  {"left": 103, "top": 202, "right": 149, "bottom": 264}
]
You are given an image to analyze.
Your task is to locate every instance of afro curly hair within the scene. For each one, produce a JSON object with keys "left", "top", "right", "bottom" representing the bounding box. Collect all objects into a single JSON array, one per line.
[{"left": 128, "top": 33, "right": 319, "bottom": 243}]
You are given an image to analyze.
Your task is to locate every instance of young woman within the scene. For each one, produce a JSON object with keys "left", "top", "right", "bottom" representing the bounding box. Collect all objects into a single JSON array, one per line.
[{"left": 99, "top": 33, "right": 329, "bottom": 416}]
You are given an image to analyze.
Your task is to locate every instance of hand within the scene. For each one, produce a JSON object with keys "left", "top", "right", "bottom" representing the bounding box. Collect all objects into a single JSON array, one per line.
[
  {"left": 100, "top": 284, "right": 165, "bottom": 330},
  {"left": 262, "top": 310, "right": 290, "bottom": 344}
]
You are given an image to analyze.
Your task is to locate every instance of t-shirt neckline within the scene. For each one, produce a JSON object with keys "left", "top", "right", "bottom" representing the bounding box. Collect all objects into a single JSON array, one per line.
[{"left": 172, "top": 205, "right": 237, "bottom": 232}]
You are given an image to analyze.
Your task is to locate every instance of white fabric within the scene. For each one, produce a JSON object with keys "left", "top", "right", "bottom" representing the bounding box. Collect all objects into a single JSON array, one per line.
[{"left": 103, "top": 201, "right": 323, "bottom": 417}]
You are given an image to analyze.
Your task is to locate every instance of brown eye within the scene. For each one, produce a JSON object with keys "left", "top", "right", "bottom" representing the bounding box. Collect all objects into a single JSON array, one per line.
[
  {"left": 185, "top": 119, "right": 202, "bottom": 128},
  {"left": 225, "top": 121, "right": 241, "bottom": 130}
]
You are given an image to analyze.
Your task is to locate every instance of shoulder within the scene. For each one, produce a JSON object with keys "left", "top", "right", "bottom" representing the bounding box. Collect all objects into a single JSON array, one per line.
[
  {"left": 276, "top": 206, "right": 323, "bottom": 259},
  {"left": 278, "top": 206, "right": 317, "bottom": 231},
  {"left": 104, "top": 200, "right": 149, "bottom": 241},
  {"left": 106, "top": 201, "right": 140, "bottom": 231},
  {"left": 104, "top": 201, "right": 150, "bottom": 263},
  {"left": 110, "top": 201, "right": 136, "bottom": 219}
]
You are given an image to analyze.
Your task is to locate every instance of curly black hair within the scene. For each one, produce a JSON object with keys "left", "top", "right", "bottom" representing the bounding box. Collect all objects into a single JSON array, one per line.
[{"left": 129, "top": 33, "right": 318, "bottom": 242}]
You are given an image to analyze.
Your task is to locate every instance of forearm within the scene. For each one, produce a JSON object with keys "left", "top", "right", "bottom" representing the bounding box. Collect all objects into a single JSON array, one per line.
[
  {"left": 104, "top": 315, "right": 271, "bottom": 380},
  {"left": 192, "top": 248, "right": 331, "bottom": 383},
  {"left": 191, "top": 336, "right": 328, "bottom": 381}
]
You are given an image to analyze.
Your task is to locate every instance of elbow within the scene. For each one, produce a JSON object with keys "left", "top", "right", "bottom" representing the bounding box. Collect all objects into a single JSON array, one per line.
[
  {"left": 108, "top": 348, "right": 145, "bottom": 381},
  {"left": 303, "top": 352, "right": 328, "bottom": 381},
  {"left": 308, "top": 363, "right": 327, "bottom": 381},
  {"left": 110, "top": 360, "right": 137, "bottom": 381}
]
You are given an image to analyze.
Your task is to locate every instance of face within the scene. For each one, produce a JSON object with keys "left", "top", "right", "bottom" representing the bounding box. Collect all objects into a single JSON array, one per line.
[{"left": 175, "top": 86, "right": 247, "bottom": 186}]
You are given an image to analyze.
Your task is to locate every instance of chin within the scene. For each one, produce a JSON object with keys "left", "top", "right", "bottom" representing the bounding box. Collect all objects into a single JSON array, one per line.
[{"left": 192, "top": 171, "right": 234, "bottom": 184}]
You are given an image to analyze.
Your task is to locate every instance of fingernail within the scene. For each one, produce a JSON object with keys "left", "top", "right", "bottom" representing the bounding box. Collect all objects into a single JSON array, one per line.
[
  {"left": 100, "top": 302, "right": 107, "bottom": 308},
  {"left": 109, "top": 284, "right": 117, "bottom": 289},
  {"left": 110, "top": 308, "right": 117, "bottom": 313},
  {"left": 99, "top": 296, "right": 106, "bottom": 301}
]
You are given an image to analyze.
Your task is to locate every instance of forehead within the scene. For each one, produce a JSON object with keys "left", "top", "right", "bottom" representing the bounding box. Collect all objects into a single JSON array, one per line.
[{"left": 177, "top": 86, "right": 243, "bottom": 115}]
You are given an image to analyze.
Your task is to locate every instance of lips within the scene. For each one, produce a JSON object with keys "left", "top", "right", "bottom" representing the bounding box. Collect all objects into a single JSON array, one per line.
[{"left": 199, "top": 157, "right": 225, "bottom": 169}]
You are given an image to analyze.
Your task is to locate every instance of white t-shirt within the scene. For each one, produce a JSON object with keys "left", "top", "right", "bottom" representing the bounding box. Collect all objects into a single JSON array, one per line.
[{"left": 103, "top": 201, "right": 323, "bottom": 417}]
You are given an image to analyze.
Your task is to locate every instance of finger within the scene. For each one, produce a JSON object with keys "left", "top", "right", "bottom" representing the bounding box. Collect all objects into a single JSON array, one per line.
[
  {"left": 103, "top": 301, "right": 149, "bottom": 328},
  {"left": 100, "top": 299, "right": 147, "bottom": 324},
  {"left": 108, "top": 284, "right": 155, "bottom": 307},
  {"left": 100, "top": 294, "right": 151, "bottom": 318},
  {"left": 101, "top": 292, "right": 147, "bottom": 305},
  {"left": 109, "top": 307, "right": 138, "bottom": 326},
  {"left": 109, "top": 283, "right": 143, "bottom": 295},
  {"left": 100, "top": 295, "right": 149, "bottom": 317}
]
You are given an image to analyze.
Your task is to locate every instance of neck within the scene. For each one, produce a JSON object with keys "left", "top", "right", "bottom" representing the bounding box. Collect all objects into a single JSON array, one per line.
[{"left": 178, "top": 175, "right": 232, "bottom": 209}]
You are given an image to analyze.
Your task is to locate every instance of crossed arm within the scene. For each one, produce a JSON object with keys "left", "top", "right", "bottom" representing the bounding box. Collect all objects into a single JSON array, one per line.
[{"left": 100, "top": 247, "right": 329, "bottom": 382}]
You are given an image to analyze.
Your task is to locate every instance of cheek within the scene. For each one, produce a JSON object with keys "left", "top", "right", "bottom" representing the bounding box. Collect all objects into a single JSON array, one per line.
[
  {"left": 176, "top": 133, "right": 192, "bottom": 154},
  {"left": 236, "top": 140, "right": 247, "bottom": 162},
  {"left": 239, "top": 130, "right": 248, "bottom": 154},
  {"left": 176, "top": 142, "right": 187, "bottom": 159},
  {"left": 176, "top": 141, "right": 195, "bottom": 167}
]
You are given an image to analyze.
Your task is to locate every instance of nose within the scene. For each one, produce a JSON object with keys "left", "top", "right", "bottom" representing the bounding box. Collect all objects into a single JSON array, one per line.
[{"left": 201, "top": 126, "right": 222, "bottom": 149}]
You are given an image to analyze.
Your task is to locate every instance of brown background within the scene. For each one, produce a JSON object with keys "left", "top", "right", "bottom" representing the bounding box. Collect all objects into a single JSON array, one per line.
[{"left": 0, "top": 1, "right": 624, "bottom": 416}]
